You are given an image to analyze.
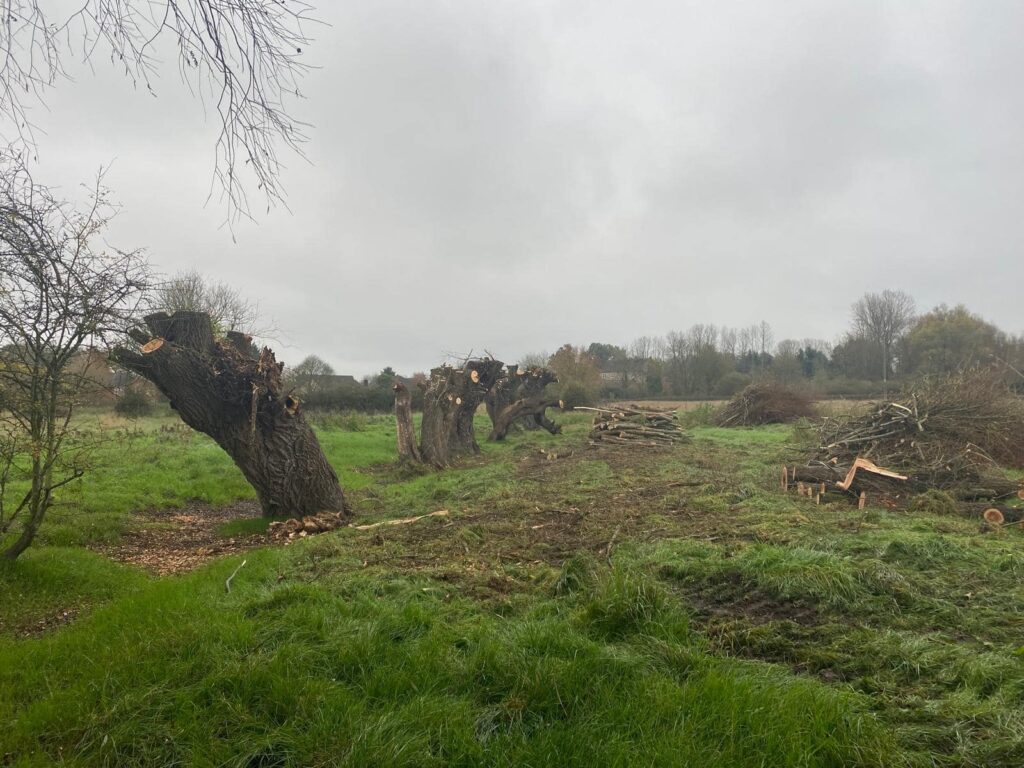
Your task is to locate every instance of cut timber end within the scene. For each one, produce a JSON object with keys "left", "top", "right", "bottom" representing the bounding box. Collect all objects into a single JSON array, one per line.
[
  {"left": 984, "top": 508, "right": 1005, "bottom": 525},
  {"left": 858, "top": 491, "right": 867, "bottom": 510},
  {"left": 1018, "top": 489, "right": 1024, "bottom": 500},
  {"left": 838, "top": 458, "right": 908, "bottom": 491},
  {"left": 141, "top": 338, "right": 165, "bottom": 354},
  {"left": 455, "top": 397, "right": 462, "bottom": 405},
  {"left": 470, "top": 370, "right": 480, "bottom": 383}
]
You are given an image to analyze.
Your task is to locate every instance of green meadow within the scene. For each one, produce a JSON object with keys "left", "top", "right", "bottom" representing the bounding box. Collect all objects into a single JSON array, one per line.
[{"left": 2, "top": 407, "right": 1023, "bottom": 766}]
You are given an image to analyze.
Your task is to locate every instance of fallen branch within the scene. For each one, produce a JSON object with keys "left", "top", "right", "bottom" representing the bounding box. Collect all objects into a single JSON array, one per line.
[{"left": 354, "top": 510, "right": 450, "bottom": 530}]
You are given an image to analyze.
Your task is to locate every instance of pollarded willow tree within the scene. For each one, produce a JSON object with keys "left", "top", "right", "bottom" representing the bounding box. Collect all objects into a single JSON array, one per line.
[
  {"left": 485, "top": 365, "right": 563, "bottom": 441},
  {"left": 111, "top": 311, "right": 348, "bottom": 519},
  {"left": 420, "top": 360, "right": 506, "bottom": 467},
  {"left": 0, "top": 156, "right": 149, "bottom": 560},
  {"left": 394, "top": 360, "right": 564, "bottom": 467},
  {"left": 393, "top": 360, "right": 505, "bottom": 468}
]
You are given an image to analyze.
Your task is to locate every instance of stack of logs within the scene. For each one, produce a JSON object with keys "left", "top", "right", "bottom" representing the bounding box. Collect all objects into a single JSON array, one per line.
[{"left": 584, "top": 406, "right": 689, "bottom": 447}]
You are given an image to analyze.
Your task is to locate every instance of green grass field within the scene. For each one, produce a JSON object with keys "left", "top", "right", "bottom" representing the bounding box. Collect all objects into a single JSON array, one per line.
[{"left": 2, "top": 407, "right": 1023, "bottom": 766}]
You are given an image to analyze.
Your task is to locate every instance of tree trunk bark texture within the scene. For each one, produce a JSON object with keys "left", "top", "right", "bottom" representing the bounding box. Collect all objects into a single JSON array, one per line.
[
  {"left": 419, "top": 360, "right": 505, "bottom": 467},
  {"left": 486, "top": 366, "right": 562, "bottom": 441},
  {"left": 112, "top": 311, "right": 348, "bottom": 518},
  {"left": 393, "top": 382, "right": 422, "bottom": 463}
]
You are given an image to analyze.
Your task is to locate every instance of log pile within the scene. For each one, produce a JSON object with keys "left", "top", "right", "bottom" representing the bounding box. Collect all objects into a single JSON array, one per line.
[
  {"left": 716, "top": 382, "right": 815, "bottom": 426},
  {"left": 791, "top": 371, "right": 1024, "bottom": 503},
  {"left": 584, "top": 406, "right": 689, "bottom": 447}
]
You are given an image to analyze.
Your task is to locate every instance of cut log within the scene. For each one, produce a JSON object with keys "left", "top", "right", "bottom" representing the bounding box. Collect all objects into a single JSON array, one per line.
[
  {"left": 112, "top": 311, "right": 348, "bottom": 519},
  {"left": 983, "top": 508, "right": 1005, "bottom": 525}
]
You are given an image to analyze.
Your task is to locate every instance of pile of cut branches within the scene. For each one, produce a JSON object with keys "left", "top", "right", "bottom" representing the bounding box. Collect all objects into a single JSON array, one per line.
[
  {"left": 716, "top": 382, "right": 816, "bottom": 426},
  {"left": 583, "top": 406, "right": 689, "bottom": 447},
  {"left": 793, "top": 370, "right": 1024, "bottom": 501}
]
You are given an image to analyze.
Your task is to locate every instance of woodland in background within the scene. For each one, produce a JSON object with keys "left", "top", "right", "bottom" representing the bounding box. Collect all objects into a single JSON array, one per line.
[{"left": 276, "top": 297, "right": 1024, "bottom": 412}]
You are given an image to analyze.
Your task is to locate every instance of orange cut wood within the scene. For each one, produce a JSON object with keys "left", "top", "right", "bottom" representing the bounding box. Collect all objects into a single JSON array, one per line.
[
  {"left": 983, "top": 508, "right": 1005, "bottom": 525},
  {"left": 140, "top": 338, "right": 164, "bottom": 354},
  {"left": 837, "top": 457, "right": 908, "bottom": 491}
]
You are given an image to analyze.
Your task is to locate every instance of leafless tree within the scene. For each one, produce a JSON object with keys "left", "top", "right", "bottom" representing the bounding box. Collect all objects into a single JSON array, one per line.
[
  {"left": 629, "top": 335, "right": 656, "bottom": 386},
  {"left": 0, "top": 1, "right": 317, "bottom": 219},
  {"left": 757, "top": 321, "right": 774, "bottom": 357},
  {"left": 719, "top": 327, "right": 738, "bottom": 358},
  {"left": 737, "top": 325, "right": 758, "bottom": 358},
  {"left": 852, "top": 289, "right": 916, "bottom": 395},
  {"left": 286, "top": 353, "right": 334, "bottom": 395},
  {"left": 0, "top": 153, "right": 149, "bottom": 560},
  {"left": 151, "top": 269, "right": 262, "bottom": 335},
  {"left": 518, "top": 351, "right": 551, "bottom": 369}
]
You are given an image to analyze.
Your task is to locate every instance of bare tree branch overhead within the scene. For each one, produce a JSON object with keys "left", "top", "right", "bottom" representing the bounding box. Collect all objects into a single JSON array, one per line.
[{"left": 0, "top": 0, "right": 317, "bottom": 220}]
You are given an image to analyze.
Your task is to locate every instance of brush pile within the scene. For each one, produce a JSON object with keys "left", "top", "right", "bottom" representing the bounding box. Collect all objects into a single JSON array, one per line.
[
  {"left": 584, "top": 406, "right": 689, "bottom": 447},
  {"left": 794, "top": 370, "right": 1024, "bottom": 501},
  {"left": 716, "top": 382, "right": 816, "bottom": 426}
]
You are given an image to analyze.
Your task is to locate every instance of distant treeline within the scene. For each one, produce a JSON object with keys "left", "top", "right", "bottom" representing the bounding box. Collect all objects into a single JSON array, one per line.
[
  {"left": 114, "top": 294, "right": 1022, "bottom": 415},
  {"left": 551, "top": 299, "right": 1024, "bottom": 402}
]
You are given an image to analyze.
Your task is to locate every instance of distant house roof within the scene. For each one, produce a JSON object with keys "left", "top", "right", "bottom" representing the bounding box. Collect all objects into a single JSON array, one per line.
[{"left": 315, "top": 374, "right": 360, "bottom": 388}]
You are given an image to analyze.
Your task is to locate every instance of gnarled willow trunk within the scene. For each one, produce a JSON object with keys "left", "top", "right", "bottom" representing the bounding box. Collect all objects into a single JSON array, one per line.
[
  {"left": 486, "top": 366, "right": 562, "bottom": 441},
  {"left": 418, "top": 360, "right": 504, "bottom": 467},
  {"left": 112, "top": 311, "right": 348, "bottom": 518}
]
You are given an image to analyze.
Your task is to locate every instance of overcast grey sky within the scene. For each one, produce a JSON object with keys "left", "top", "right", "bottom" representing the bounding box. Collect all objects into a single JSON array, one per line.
[{"left": 24, "top": 0, "right": 1024, "bottom": 376}]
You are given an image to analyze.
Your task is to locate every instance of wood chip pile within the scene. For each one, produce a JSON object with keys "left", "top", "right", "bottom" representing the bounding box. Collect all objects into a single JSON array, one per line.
[
  {"left": 716, "top": 382, "right": 816, "bottom": 426},
  {"left": 584, "top": 406, "right": 690, "bottom": 447},
  {"left": 792, "top": 371, "right": 1024, "bottom": 502},
  {"left": 268, "top": 512, "right": 348, "bottom": 541}
]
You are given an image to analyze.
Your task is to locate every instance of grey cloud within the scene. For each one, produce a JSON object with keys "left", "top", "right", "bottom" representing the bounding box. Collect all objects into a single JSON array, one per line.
[{"left": 21, "top": 0, "right": 1024, "bottom": 375}]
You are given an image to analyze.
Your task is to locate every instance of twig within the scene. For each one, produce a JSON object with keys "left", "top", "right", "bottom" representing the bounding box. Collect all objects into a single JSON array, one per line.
[
  {"left": 225, "top": 559, "right": 247, "bottom": 593},
  {"left": 604, "top": 524, "right": 622, "bottom": 563}
]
